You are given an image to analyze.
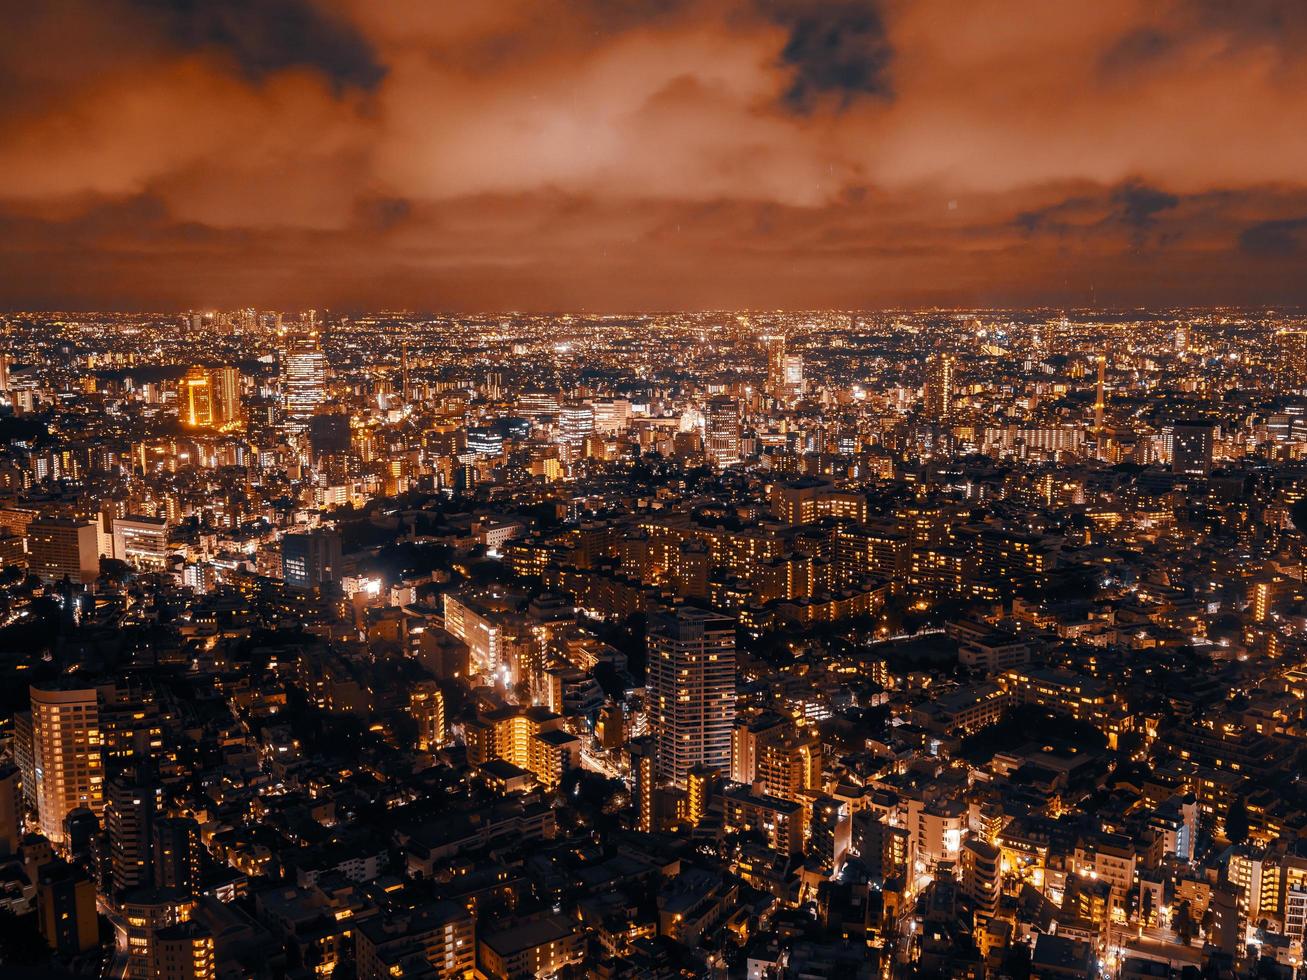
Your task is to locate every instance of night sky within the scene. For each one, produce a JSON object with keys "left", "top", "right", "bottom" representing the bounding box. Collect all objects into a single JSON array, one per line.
[{"left": 2, "top": 0, "right": 1306, "bottom": 311}]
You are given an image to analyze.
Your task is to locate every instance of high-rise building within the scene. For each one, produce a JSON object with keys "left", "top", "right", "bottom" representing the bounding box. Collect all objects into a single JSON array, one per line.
[
  {"left": 112, "top": 515, "right": 170, "bottom": 570},
  {"left": 1093, "top": 354, "right": 1107, "bottom": 435},
  {"left": 283, "top": 333, "right": 326, "bottom": 430},
  {"left": 106, "top": 768, "right": 163, "bottom": 897},
  {"left": 0, "top": 763, "right": 20, "bottom": 856},
  {"left": 180, "top": 366, "right": 214, "bottom": 428},
  {"left": 409, "top": 681, "right": 446, "bottom": 752},
  {"left": 1277, "top": 330, "right": 1307, "bottom": 390},
  {"left": 27, "top": 517, "right": 100, "bottom": 584},
  {"left": 281, "top": 529, "right": 342, "bottom": 589},
  {"left": 558, "top": 402, "right": 594, "bottom": 458},
  {"left": 646, "top": 607, "right": 736, "bottom": 788},
  {"left": 30, "top": 684, "right": 104, "bottom": 845},
  {"left": 210, "top": 366, "right": 242, "bottom": 425},
  {"left": 152, "top": 817, "right": 203, "bottom": 894},
  {"left": 962, "top": 838, "right": 1002, "bottom": 920},
  {"left": 37, "top": 859, "right": 99, "bottom": 956},
  {"left": 117, "top": 888, "right": 197, "bottom": 980},
  {"left": 704, "top": 396, "right": 741, "bottom": 467},
  {"left": 151, "top": 920, "right": 215, "bottom": 980},
  {"left": 1171, "top": 422, "right": 1215, "bottom": 476},
  {"left": 764, "top": 333, "right": 787, "bottom": 399},
  {"left": 923, "top": 351, "right": 955, "bottom": 422}
]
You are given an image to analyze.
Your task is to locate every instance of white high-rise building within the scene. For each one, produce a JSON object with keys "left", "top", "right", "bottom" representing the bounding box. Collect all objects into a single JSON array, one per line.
[
  {"left": 647, "top": 608, "right": 736, "bottom": 788},
  {"left": 558, "top": 402, "right": 594, "bottom": 458},
  {"left": 283, "top": 333, "right": 326, "bottom": 431},
  {"left": 29, "top": 685, "right": 104, "bottom": 845}
]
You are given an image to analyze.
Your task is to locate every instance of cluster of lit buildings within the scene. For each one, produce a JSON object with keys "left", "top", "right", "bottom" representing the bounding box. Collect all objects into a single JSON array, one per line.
[{"left": 0, "top": 308, "right": 1305, "bottom": 977}]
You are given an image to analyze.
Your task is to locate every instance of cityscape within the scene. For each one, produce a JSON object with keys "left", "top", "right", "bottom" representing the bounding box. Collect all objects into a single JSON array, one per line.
[
  {"left": 0, "top": 308, "right": 1304, "bottom": 980},
  {"left": 5, "top": 2, "right": 1307, "bottom": 980}
]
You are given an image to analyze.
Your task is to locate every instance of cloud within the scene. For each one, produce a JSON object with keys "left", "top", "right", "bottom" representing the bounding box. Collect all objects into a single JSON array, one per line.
[
  {"left": 1240, "top": 216, "right": 1307, "bottom": 257},
  {"left": 133, "top": 0, "right": 386, "bottom": 90},
  {"left": 2, "top": 0, "right": 1307, "bottom": 309},
  {"left": 765, "top": 1, "right": 893, "bottom": 111}
]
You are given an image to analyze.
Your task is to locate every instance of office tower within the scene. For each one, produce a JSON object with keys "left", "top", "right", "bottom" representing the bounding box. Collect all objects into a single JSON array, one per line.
[
  {"left": 0, "top": 763, "right": 19, "bottom": 856},
  {"left": 400, "top": 340, "right": 411, "bottom": 403},
  {"left": 591, "top": 398, "right": 631, "bottom": 434},
  {"left": 782, "top": 352, "right": 804, "bottom": 400},
  {"left": 106, "top": 769, "right": 162, "bottom": 896},
  {"left": 1093, "top": 354, "right": 1106, "bottom": 434},
  {"left": 37, "top": 859, "right": 99, "bottom": 956},
  {"left": 409, "top": 681, "right": 446, "bottom": 751},
  {"left": 764, "top": 333, "right": 787, "bottom": 399},
  {"left": 112, "top": 515, "right": 170, "bottom": 570},
  {"left": 0, "top": 351, "right": 11, "bottom": 391},
  {"left": 210, "top": 366, "right": 242, "bottom": 425},
  {"left": 152, "top": 817, "right": 203, "bottom": 893},
  {"left": 282, "top": 332, "right": 326, "bottom": 430},
  {"left": 1174, "top": 323, "right": 1189, "bottom": 353},
  {"left": 646, "top": 607, "right": 736, "bottom": 788},
  {"left": 517, "top": 390, "right": 560, "bottom": 418},
  {"left": 558, "top": 401, "right": 594, "bottom": 456},
  {"left": 30, "top": 684, "right": 104, "bottom": 845},
  {"left": 27, "top": 516, "right": 100, "bottom": 584},
  {"left": 923, "top": 351, "right": 955, "bottom": 422},
  {"left": 281, "top": 529, "right": 342, "bottom": 589},
  {"left": 466, "top": 425, "right": 504, "bottom": 456},
  {"left": 1172, "top": 421, "right": 1215, "bottom": 476},
  {"left": 180, "top": 366, "right": 214, "bottom": 427},
  {"left": 704, "top": 396, "right": 741, "bottom": 467}
]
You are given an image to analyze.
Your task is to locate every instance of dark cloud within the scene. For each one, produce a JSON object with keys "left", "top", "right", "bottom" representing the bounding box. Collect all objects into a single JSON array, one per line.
[
  {"left": 1112, "top": 183, "right": 1179, "bottom": 228},
  {"left": 1099, "top": 27, "right": 1174, "bottom": 76},
  {"left": 132, "top": 0, "right": 385, "bottom": 90},
  {"left": 765, "top": 1, "right": 893, "bottom": 111},
  {"left": 1239, "top": 216, "right": 1307, "bottom": 257}
]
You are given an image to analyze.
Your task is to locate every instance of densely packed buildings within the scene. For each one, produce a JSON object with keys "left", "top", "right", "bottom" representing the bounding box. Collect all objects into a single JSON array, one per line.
[{"left": 0, "top": 308, "right": 1305, "bottom": 978}]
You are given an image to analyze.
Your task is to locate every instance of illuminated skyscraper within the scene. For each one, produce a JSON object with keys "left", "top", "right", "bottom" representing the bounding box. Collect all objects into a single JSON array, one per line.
[
  {"left": 924, "top": 351, "right": 955, "bottom": 422},
  {"left": 558, "top": 401, "right": 594, "bottom": 458},
  {"left": 704, "top": 396, "right": 741, "bottom": 467},
  {"left": 210, "top": 366, "right": 242, "bottom": 425},
  {"left": 764, "top": 333, "right": 804, "bottom": 403},
  {"left": 1093, "top": 354, "right": 1107, "bottom": 435},
  {"left": 283, "top": 333, "right": 326, "bottom": 431},
  {"left": 30, "top": 685, "right": 104, "bottom": 845},
  {"left": 647, "top": 607, "right": 736, "bottom": 788},
  {"left": 180, "top": 367, "right": 213, "bottom": 428},
  {"left": 1279, "top": 330, "right": 1307, "bottom": 391}
]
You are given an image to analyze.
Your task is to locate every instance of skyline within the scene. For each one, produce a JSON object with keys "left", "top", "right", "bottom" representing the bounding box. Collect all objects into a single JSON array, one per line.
[{"left": 4, "top": 1, "right": 1307, "bottom": 311}]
